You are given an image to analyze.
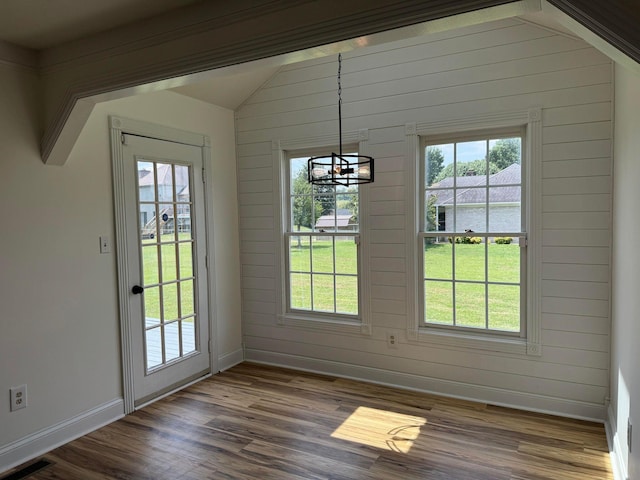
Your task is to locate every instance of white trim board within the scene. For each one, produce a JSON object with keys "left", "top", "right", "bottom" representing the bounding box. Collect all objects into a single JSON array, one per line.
[
  {"left": 606, "top": 402, "right": 628, "bottom": 480},
  {"left": 0, "top": 399, "right": 124, "bottom": 475},
  {"left": 245, "top": 349, "right": 606, "bottom": 422},
  {"left": 218, "top": 348, "right": 244, "bottom": 372}
]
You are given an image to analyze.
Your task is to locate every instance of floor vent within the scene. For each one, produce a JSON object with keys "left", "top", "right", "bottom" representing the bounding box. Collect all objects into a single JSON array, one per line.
[{"left": 1, "top": 459, "right": 53, "bottom": 480}]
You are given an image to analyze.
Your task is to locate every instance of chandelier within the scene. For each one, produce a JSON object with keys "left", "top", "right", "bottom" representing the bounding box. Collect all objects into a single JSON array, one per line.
[{"left": 308, "top": 54, "right": 374, "bottom": 186}]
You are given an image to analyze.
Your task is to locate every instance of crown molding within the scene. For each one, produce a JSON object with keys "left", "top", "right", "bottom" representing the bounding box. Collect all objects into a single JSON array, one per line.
[{"left": 0, "top": 40, "right": 38, "bottom": 71}]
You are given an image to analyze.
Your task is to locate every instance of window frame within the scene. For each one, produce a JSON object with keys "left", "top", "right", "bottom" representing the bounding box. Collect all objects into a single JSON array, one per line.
[
  {"left": 419, "top": 128, "right": 527, "bottom": 337},
  {"left": 285, "top": 147, "right": 361, "bottom": 320},
  {"left": 273, "top": 134, "right": 372, "bottom": 336},
  {"left": 406, "top": 109, "right": 542, "bottom": 356}
]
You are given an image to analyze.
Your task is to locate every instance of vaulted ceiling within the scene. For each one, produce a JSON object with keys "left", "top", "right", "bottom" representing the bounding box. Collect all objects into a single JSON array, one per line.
[{"left": 0, "top": 0, "right": 638, "bottom": 165}]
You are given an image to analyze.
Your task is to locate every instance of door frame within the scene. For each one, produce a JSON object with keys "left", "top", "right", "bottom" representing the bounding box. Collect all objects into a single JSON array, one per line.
[{"left": 109, "top": 116, "right": 218, "bottom": 414}]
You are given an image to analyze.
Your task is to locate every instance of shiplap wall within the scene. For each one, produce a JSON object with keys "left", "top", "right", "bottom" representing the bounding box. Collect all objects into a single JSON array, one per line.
[{"left": 236, "top": 18, "right": 612, "bottom": 420}]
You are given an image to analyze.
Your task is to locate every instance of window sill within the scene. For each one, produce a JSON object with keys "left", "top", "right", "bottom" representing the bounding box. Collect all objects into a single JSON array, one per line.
[
  {"left": 278, "top": 312, "right": 371, "bottom": 335},
  {"left": 409, "top": 326, "right": 541, "bottom": 356}
]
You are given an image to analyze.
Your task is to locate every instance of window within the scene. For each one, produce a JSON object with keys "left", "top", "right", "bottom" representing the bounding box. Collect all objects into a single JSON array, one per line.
[
  {"left": 285, "top": 150, "right": 360, "bottom": 319},
  {"left": 420, "top": 130, "right": 526, "bottom": 335}
]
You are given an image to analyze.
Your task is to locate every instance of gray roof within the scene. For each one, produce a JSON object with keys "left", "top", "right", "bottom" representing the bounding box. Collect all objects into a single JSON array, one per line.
[{"left": 430, "top": 164, "right": 520, "bottom": 205}]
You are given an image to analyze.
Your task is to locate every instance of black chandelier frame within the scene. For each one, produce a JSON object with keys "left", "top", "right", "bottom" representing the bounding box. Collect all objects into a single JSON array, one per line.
[{"left": 307, "top": 54, "right": 374, "bottom": 187}]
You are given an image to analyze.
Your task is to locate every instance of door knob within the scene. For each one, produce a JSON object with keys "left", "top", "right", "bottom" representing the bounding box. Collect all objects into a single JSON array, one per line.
[{"left": 131, "top": 285, "right": 144, "bottom": 295}]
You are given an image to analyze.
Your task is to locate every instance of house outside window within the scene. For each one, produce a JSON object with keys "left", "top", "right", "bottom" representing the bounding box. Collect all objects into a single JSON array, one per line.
[
  {"left": 138, "top": 163, "right": 192, "bottom": 237},
  {"left": 285, "top": 150, "right": 360, "bottom": 319},
  {"left": 420, "top": 130, "right": 526, "bottom": 335}
]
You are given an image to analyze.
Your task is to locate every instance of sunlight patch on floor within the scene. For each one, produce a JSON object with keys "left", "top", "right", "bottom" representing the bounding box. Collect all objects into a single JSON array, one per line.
[{"left": 331, "top": 406, "right": 427, "bottom": 453}]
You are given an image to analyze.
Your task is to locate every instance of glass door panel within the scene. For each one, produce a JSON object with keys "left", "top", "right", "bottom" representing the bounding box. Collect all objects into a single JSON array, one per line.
[{"left": 137, "top": 160, "right": 198, "bottom": 372}]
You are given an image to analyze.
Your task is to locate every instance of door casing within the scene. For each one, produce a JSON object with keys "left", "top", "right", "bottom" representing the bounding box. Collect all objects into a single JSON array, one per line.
[{"left": 110, "top": 116, "right": 218, "bottom": 413}]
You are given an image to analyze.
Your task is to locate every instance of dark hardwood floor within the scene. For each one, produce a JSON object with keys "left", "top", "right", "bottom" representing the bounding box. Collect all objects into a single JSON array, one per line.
[{"left": 6, "top": 363, "right": 612, "bottom": 479}]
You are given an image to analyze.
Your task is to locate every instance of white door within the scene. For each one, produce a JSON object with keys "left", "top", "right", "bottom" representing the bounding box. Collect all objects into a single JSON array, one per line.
[{"left": 122, "top": 133, "right": 210, "bottom": 406}]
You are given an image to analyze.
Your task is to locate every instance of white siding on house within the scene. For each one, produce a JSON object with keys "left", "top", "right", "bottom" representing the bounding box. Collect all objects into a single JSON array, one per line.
[
  {"left": 442, "top": 204, "right": 520, "bottom": 234},
  {"left": 236, "top": 18, "right": 612, "bottom": 419}
]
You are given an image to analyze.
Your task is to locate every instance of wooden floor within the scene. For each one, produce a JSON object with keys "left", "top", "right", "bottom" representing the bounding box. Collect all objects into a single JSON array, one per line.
[{"left": 8, "top": 363, "right": 612, "bottom": 480}]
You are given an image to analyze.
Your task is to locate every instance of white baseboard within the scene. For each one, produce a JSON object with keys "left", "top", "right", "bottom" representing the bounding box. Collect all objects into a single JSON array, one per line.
[
  {"left": 245, "top": 349, "right": 606, "bottom": 422},
  {"left": 0, "top": 399, "right": 124, "bottom": 475},
  {"left": 218, "top": 348, "right": 244, "bottom": 372},
  {"left": 605, "top": 402, "right": 628, "bottom": 480}
]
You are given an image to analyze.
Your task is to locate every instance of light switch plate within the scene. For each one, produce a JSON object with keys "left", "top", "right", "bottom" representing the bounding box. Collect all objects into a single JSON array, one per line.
[{"left": 100, "top": 236, "right": 111, "bottom": 254}]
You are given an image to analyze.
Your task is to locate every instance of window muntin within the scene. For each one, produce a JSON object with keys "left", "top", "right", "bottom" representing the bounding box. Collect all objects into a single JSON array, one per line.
[
  {"left": 286, "top": 152, "right": 360, "bottom": 317},
  {"left": 421, "top": 133, "right": 525, "bottom": 334}
]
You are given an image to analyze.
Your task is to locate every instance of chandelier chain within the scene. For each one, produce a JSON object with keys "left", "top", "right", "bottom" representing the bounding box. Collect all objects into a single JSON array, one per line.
[
  {"left": 338, "top": 53, "right": 343, "bottom": 157},
  {"left": 307, "top": 52, "right": 374, "bottom": 186},
  {"left": 338, "top": 53, "right": 342, "bottom": 101}
]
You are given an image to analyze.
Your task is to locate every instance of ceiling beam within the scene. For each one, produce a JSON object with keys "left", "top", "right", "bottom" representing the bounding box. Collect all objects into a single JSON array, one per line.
[
  {"left": 38, "top": 0, "right": 640, "bottom": 166},
  {"left": 39, "top": 0, "right": 537, "bottom": 165}
]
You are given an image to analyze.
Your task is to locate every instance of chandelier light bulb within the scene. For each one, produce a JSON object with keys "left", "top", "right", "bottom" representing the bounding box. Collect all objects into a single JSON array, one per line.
[{"left": 358, "top": 164, "right": 371, "bottom": 177}]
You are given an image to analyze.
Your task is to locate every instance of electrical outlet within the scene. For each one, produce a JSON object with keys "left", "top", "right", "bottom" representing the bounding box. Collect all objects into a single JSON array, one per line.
[
  {"left": 10, "top": 385, "right": 27, "bottom": 412},
  {"left": 387, "top": 332, "right": 398, "bottom": 349}
]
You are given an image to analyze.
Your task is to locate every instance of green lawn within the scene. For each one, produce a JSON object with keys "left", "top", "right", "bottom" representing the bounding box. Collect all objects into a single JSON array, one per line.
[
  {"left": 141, "top": 233, "right": 195, "bottom": 324},
  {"left": 288, "top": 236, "right": 521, "bottom": 332},
  {"left": 289, "top": 236, "right": 358, "bottom": 315},
  {"left": 143, "top": 232, "right": 521, "bottom": 332},
  {"left": 424, "top": 242, "right": 521, "bottom": 331}
]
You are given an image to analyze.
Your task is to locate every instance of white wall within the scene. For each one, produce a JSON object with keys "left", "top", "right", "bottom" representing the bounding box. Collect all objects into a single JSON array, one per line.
[
  {"left": 610, "top": 63, "right": 640, "bottom": 480},
  {"left": 0, "top": 83, "right": 241, "bottom": 469},
  {"left": 237, "top": 18, "right": 613, "bottom": 419}
]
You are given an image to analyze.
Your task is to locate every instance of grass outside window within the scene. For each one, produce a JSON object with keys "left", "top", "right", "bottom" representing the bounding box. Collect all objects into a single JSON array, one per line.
[
  {"left": 141, "top": 233, "right": 195, "bottom": 323},
  {"left": 289, "top": 236, "right": 358, "bottom": 315},
  {"left": 424, "top": 242, "right": 521, "bottom": 332}
]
